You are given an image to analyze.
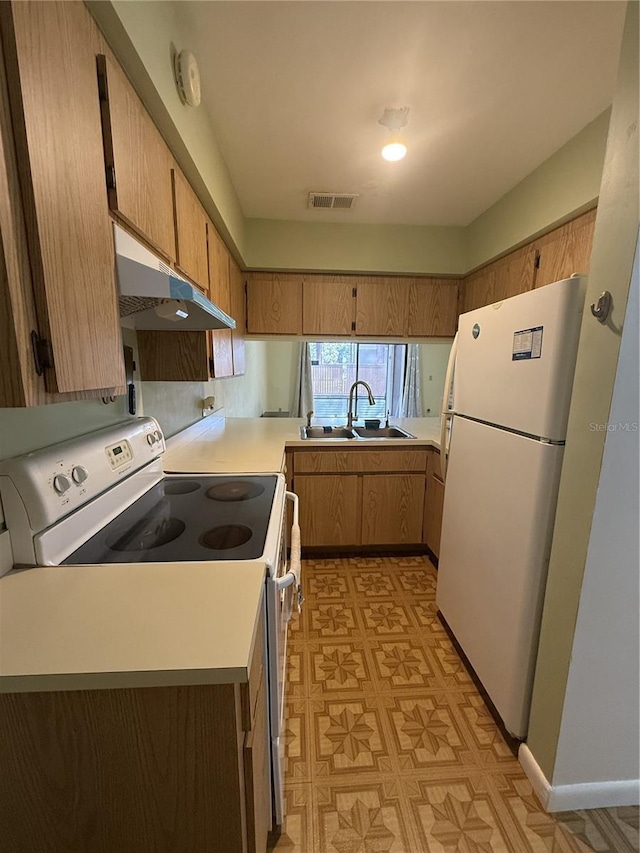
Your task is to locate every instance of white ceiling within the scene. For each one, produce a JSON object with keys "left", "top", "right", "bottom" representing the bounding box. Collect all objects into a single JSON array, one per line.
[{"left": 177, "top": 1, "right": 625, "bottom": 227}]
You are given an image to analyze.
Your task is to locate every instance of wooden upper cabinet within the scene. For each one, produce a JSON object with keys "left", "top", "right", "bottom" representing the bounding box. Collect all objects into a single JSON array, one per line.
[
  {"left": 246, "top": 274, "right": 303, "bottom": 334},
  {"left": 461, "top": 267, "right": 495, "bottom": 314},
  {"left": 535, "top": 208, "right": 597, "bottom": 288},
  {"left": 97, "top": 53, "right": 175, "bottom": 262},
  {"left": 208, "top": 224, "right": 231, "bottom": 312},
  {"left": 408, "top": 279, "right": 459, "bottom": 336},
  {"left": 492, "top": 248, "right": 537, "bottom": 302},
  {"left": 0, "top": 1, "right": 125, "bottom": 395},
  {"left": 208, "top": 223, "right": 233, "bottom": 378},
  {"left": 136, "top": 330, "right": 210, "bottom": 382},
  {"left": 461, "top": 209, "right": 597, "bottom": 315},
  {"left": 229, "top": 257, "right": 246, "bottom": 376},
  {"left": 172, "top": 169, "right": 209, "bottom": 290},
  {"left": 355, "top": 278, "right": 410, "bottom": 336},
  {"left": 302, "top": 278, "right": 355, "bottom": 336}
]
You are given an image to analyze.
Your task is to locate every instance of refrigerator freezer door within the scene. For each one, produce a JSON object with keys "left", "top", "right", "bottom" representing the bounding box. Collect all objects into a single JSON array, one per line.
[
  {"left": 436, "top": 416, "right": 564, "bottom": 737},
  {"left": 456, "top": 277, "right": 585, "bottom": 441}
]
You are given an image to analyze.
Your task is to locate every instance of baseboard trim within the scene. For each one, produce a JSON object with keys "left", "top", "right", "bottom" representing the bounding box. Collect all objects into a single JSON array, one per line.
[{"left": 519, "top": 744, "right": 640, "bottom": 812}]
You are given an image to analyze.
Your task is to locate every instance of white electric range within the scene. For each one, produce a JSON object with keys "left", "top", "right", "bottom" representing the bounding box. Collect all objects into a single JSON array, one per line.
[{"left": 0, "top": 416, "right": 301, "bottom": 828}]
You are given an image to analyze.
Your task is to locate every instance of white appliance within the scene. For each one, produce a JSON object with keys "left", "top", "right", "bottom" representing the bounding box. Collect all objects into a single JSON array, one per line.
[
  {"left": 436, "top": 276, "right": 586, "bottom": 739},
  {"left": 0, "top": 417, "right": 300, "bottom": 828},
  {"left": 114, "top": 224, "right": 236, "bottom": 331}
]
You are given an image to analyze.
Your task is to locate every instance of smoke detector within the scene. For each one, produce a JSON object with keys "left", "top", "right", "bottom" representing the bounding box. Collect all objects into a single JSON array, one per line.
[
  {"left": 174, "top": 49, "right": 201, "bottom": 107},
  {"left": 308, "top": 192, "right": 359, "bottom": 210}
]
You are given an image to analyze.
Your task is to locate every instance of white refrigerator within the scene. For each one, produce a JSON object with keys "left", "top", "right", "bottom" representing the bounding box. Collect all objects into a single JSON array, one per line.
[{"left": 436, "top": 276, "right": 586, "bottom": 739}]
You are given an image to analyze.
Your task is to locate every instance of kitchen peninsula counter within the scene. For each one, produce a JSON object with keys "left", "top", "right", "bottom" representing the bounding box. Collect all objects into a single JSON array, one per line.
[
  {"left": 163, "top": 414, "right": 442, "bottom": 474},
  {"left": 0, "top": 560, "right": 265, "bottom": 693}
]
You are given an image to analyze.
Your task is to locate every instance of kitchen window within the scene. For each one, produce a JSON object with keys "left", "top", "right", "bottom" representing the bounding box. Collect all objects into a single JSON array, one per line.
[{"left": 308, "top": 342, "right": 407, "bottom": 420}]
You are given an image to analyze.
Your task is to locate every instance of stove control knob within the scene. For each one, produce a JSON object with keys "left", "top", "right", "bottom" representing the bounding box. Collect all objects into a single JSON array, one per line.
[
  {"left": 71, "top": 465, "right": 89, "bottom": 485},
  {"left": 53, "top": 474, "right": 71, "bottom": 495},
  {"left": 147, "top": 433, "right": 156, "bottom": 446},
  {"left": 154, "top": 430, "right": 162, "bottom": 442}
]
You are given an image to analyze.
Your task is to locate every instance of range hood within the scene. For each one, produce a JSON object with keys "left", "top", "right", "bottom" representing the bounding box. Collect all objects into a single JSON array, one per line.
[{"left": 114, "top": 223, "right": 235, "bottom": 331}]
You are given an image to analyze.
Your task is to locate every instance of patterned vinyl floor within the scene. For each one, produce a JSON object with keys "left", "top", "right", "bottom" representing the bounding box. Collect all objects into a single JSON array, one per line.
[{"left": 270, "top": 555, "right": 639, "bottom": 853}]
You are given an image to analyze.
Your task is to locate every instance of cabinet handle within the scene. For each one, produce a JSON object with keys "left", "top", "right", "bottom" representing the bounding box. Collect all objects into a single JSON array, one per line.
[{"left": 31, "top": 331, "right": 53, "bottom": 376}]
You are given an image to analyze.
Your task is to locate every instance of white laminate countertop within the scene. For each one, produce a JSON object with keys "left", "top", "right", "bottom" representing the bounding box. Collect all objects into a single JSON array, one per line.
[
  {"left": 0, "top": 415, "right": 441, "bottom": 694},
  {"left": 163, "top": 414, "right": 442, "bottom": 474},
  {"left": 0, "top": 561, "right": 266, "bottom": 693}
]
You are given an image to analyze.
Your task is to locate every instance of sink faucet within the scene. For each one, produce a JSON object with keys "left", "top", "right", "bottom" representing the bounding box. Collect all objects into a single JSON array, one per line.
[{"left": 346, "top": 381, "right": 375, "bottom": 429}]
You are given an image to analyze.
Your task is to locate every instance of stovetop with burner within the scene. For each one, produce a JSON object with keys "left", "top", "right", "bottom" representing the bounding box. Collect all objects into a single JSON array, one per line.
[{"left": 64, "top": 475, "right": 278, "bottom": 564}]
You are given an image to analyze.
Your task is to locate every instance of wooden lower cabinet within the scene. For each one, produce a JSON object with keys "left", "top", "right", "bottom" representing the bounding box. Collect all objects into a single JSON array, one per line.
[
  {"left": 292, "top": 448, "right": 428, "bottom": 548},
  {"left": 361, "top": 474, "right": 425, "bottom": 545},
  {"left": 296, "top": 474, "right": 360, "bottom": 547},
  {"left": 423, "top": 450, "right": 445, "bottom": 559},
  {"left": 244, "top": 675, "right": 271, "bottom": 853},
  {"left": 0, "top": 616, "right": 270, "bottom": 853}
]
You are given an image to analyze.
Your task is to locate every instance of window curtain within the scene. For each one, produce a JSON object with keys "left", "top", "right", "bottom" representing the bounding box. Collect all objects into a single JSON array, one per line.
[
  {"left": 398, "top": 343, "right": 423, "bottom": 417},
  {"left": 291, "top": 342, "right": 314, "bottom": 417}
]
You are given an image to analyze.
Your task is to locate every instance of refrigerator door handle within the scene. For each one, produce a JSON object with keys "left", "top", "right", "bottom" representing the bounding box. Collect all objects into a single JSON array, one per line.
[{"left": 440, "top": 331, "right": 459, "bottom": 482}]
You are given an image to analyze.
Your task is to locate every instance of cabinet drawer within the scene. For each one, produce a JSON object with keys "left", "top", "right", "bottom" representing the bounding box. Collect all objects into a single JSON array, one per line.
[{"left": 294, "top": 449, "right": 428, "bottom": 474}]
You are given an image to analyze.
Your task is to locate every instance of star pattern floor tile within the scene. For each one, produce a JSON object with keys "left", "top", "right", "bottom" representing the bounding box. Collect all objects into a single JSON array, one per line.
[{"left": 271, "top": 556, "right": 639, "bottom": 853}]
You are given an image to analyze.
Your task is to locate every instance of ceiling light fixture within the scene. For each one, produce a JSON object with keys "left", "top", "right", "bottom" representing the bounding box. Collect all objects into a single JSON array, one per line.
[{"left": 378, "top": 107, "right": 410, "bottom": 162}]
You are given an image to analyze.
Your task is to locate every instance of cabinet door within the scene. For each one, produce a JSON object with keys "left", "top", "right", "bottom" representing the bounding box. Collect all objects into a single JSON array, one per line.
[
  {"left": 229, "top": 257, "right": 246, "bottom": 376},
  {"left": 295, "top": 474, "right": 360, "bottom": 547},
  {"left": 246, "top": 275, "right": 302, "bottom": 334},
  {"left": 243, "top": 674, "right": 270, "bottom": 853},
  {"left": 355, "top": 278, "right": 409, "bottom": 336},
  {"left": 97, "top": 53, "right": 175, "bottom": 261},
  {"left": 461, "top": 267, "right": 495, "bottom": 315},
  {"left": 408, "top": 279, "right": 459, "bottom": 336},
  {"left": 136, "top": 330, "right": 209, "bottom": 381},
  {"left": 208, "top": 224, "right": 233, "bottom": 378},
  {"left": 535, "top": 208, "right": 597, "bottom": 288},
  {"left": 492, "top": 248, "right": 536, "bottom": 302},
  {"left": 0, "top": 2, "right": 125, "bottom": 394},
  {"left": 424, "top": 452, "right": 445, "bottom": 558},
  {"left": 172, "top": 168, "right": 208, "bottom": 289},
  {"left": 302, "top": 279, "right": 355, "bottom": 335},
  {"left": 361, "top": 474, "right": 425, "bottom": 545}
]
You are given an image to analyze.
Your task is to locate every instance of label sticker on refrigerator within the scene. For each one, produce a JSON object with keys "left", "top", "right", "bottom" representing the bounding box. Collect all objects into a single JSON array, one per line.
[{"left": 512, "top": 326, "right": 543, "bottom": 360}]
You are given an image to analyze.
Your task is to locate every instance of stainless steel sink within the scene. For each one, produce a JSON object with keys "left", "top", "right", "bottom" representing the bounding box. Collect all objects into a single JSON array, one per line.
[
  {"left": 300, "top": 426, "right": 357, "bottom": 439},
  {"left": 299, "top": 425, "right": 416, "bottom": 440},
  {"left": 353, "top": 426, "right": 416, "bottom": 439}
]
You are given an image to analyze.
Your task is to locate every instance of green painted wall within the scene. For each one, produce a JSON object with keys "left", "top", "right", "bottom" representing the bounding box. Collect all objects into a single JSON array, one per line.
[
  {"left": 527, "top": 2, "right": 638, "bottom": 783},
  {"left": 465, "top": 109, "right": 610, "bottom": 270},
  {"left": 90, "top": 2, "right": 610, "bottom": 276},
  {"left": 245, "top": 220, "right": 467, "bottom": 275},
  {"left": 244, "top": 113, "right": 609, "bottom": 274}
]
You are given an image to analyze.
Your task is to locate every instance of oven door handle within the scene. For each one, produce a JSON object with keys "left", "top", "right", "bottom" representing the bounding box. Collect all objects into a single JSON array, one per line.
[{"left": 275, "top": 491, "right": 303, "bottom": 611}]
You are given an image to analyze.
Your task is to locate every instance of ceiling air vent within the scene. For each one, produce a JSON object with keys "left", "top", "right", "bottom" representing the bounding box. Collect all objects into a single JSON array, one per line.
[{"left": 308, "top": 192, "right": 359, "bottom": 210}]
